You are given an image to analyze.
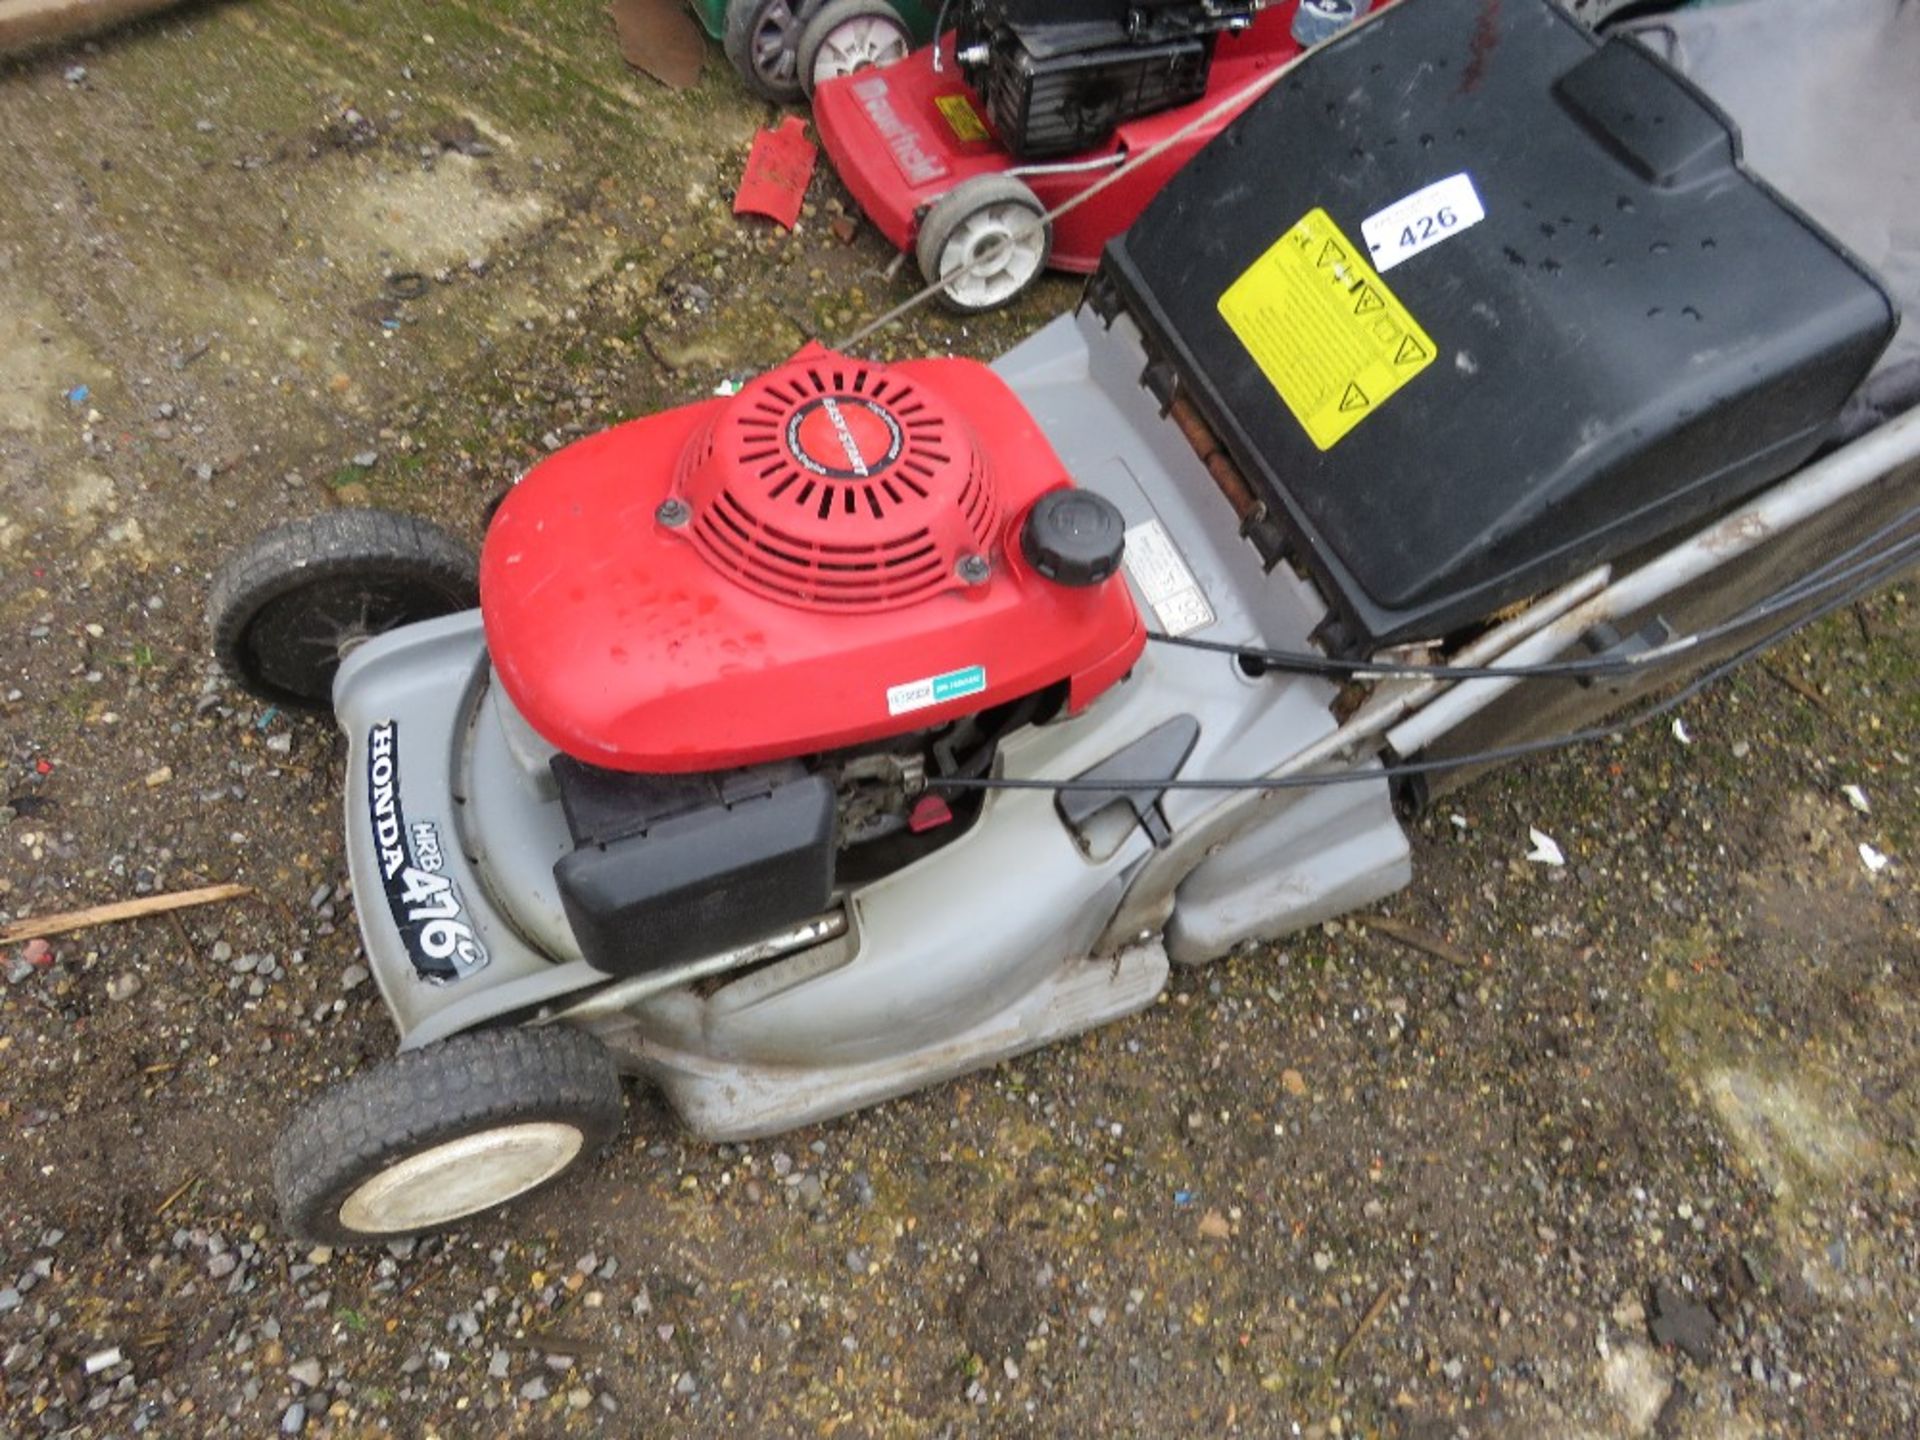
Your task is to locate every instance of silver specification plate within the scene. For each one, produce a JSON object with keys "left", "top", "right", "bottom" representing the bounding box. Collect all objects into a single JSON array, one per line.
[{"left": 1123, "top": 518, "right": 1215, "bottom": 637}]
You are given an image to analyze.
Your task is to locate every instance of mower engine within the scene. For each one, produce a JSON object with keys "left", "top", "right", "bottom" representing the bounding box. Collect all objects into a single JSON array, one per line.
[
  {"left": 954, "top": 0, "right": 1260, "bottom": 159},
  {"left": 480, "top": 347, "right": 1143, "bottom": 980}
]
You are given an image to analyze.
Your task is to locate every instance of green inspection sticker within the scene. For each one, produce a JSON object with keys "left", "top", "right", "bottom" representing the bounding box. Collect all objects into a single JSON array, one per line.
[{"left": 886, "top": 664, "right": 986, "bottom": 717}]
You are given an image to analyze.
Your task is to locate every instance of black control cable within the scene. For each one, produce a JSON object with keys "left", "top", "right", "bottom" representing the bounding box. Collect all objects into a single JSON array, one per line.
[
  {"left": 1144, "top": 503, "right": 1919, "bottom": 684},
  {"left": 936, "top": 541, "right": 1910, "bottom": 796}
]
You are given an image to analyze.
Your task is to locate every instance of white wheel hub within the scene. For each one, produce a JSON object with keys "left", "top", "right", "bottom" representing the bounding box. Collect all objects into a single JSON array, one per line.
[
  {"left": 938, "top": 203, "right": 1046, "bottom": 308},
  {"left": 813, "top": 17, "right": 910, "bottom": 82},
  {"left": 338, "top": 1122, "right": 585, "bottom": 1234}
]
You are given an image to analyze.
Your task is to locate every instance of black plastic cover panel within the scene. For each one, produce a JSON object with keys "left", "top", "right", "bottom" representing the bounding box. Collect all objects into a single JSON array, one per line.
[
  {"left": 1103, "top": 0, "right": 1895, "bottom": 650},
  {"left": 552, "top": 760, "right": 835, "bottom": 979},
  {"left": 1621, "top": 0, "right": 1920, "bottom": 381}
]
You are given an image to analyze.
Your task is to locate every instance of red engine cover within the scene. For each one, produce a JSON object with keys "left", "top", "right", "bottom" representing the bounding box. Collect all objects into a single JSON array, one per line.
[{"left": 481, "top": 346, "right": 1144, "bottom": 773}]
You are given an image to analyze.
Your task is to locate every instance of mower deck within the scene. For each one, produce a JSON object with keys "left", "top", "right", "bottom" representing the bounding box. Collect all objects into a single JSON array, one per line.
[{"left": 332, "top": 305, "right": 1413, "bottom": 1139}]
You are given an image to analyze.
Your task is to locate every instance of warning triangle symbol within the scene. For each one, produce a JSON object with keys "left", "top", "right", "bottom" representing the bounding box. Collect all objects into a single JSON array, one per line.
[
  {"left": 1395, "top": 334, "right": 1429, "bottom": 366},
  {"left": 1339, "top": 382, "right": 1370, "bottom": 413},
  {"left": 1353, "top": 285, "right": 1384, "bottom": 316},
  {"left": 1316, "top": 239, "right": 1346, "bottom": 269}
]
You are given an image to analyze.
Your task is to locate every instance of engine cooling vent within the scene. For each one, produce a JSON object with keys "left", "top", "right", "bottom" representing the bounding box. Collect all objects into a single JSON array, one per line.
[{"left": 673, "top": 351, "right": 1001, "bottom": 612}]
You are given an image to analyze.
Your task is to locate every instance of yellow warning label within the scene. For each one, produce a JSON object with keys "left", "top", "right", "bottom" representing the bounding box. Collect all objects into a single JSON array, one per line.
[
  {"left": 934, "top": 93, "right": 990, "bottom": 143},
  {"left": 1217, "top": 207, "right": 1436, "bottom": 451}
]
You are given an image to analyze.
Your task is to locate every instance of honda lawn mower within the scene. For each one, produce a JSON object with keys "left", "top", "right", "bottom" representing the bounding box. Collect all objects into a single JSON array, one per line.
[
  {"left": 811, "top": 0, "right": 1378, "bottom": 311},
  {"left": 709, "top": 0, "right": 939, "bottom": 103},
  {"left": 210, "top": 0, "right": 1918, "bottom": 1243}
]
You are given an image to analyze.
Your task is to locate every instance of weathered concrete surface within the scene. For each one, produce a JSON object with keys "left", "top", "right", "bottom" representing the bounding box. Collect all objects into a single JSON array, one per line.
[
  {"left": 0, "top": 0, "right": 190, "bottom": 57},
  {"left": 0, "top": 2, "right": 1914, "bottom": 1437}
]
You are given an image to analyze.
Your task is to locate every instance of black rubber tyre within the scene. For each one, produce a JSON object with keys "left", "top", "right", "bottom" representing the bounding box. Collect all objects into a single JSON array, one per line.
[
  {"left": 915, "top": 174, "right": 1052, "bottom": 314},
  {"left": 797, "top": 0, "right": 913, "bottom": 97},
  {"left": 208, "top": 508, "right": 479, "bottom": 711},
  {"left": 274, "top": 1026, "right": 625, "bottom": 1246},
  {"left": 724, "top": 0, "right": 814, "bottom": 104}
]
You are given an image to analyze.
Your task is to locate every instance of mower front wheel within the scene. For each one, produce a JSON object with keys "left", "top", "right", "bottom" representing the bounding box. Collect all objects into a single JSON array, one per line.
[
  {"left": 208, "top": 508, "right": 479, "bottom": 711},
  {"left": 916, "top": 175, "right": 1052, "bottom": 314},
  {"left": 798, "top": 0, "right": 913, "bottom": 97},
  {"left": 274, "top": 1026, "right": 625, "bottom": 1245},
  {"left": 724, "top": 0, "right": 814, "bottom": 103}
]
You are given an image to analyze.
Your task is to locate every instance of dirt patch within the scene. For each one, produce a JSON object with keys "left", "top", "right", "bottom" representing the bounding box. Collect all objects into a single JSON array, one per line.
[
  {"left": 1702, "top": 1069, "right": 1875, "bottom": 1198},
  {"left": 0, "top": 277, "right": 93, "bottom": 435},
  {"left": 60, "top": 467, "right": 116, "bottom": 521},
  {"left": 323, "top": 152, "right": 549, "bottom": 275}
]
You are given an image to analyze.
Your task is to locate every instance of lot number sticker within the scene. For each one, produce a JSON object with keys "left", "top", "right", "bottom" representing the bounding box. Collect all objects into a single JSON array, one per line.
[
  {"left": 1360, "top": 172, "right": 1485, "bottom": 273},
  {"left": 1217, "top": 207, "right": 1437, "bottom": 451}
]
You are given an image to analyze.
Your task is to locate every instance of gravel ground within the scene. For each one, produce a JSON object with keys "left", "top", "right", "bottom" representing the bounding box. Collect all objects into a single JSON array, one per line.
[{"left": 1, "top": 4, "right": 1915, "bottom": 1437}]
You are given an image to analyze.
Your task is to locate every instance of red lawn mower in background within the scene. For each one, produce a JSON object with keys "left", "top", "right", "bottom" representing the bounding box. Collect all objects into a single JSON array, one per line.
[{"left": 814, "top": 0, "right": 1377, "bottom": 311}]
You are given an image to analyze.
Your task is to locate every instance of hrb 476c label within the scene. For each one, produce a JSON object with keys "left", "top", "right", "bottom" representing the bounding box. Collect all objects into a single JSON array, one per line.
[{"left": 366, "top": 721, "right": 489, "bottom": 983}]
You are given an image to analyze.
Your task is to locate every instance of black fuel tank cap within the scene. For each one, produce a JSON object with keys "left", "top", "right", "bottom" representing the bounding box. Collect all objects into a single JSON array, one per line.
[{"left": 1020, "top": 489, "right": 1127, "bottom": 587}]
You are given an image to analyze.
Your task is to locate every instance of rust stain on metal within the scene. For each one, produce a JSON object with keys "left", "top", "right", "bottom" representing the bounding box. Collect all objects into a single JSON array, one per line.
[{"left": 1166, "top": 391, "right": 1265, "bottom": 530}]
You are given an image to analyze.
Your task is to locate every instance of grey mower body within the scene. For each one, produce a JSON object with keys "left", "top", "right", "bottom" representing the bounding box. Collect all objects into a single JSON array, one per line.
[
  {"left": 333, "top": 304, "right": 1414, "bottom": 1140},
  {"left": 322, "top": 0, "right": 1920, "bottom": 1148}
]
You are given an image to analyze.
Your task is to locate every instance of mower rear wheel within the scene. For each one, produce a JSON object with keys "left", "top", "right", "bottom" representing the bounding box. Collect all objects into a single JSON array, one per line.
[
  {"left": 724, "top": 0, "right": 813, "bottom": 103},
  {"left": 274, "top": 1026, "right": 625, "bottom": 1245},
  {"left": 916, "top": 175, "right": 1052, "bottom": 314},
  {"left": 208, "top": 508, "right": 479, "bottom": 711},
  {"left": 798, "top": 0, "right": 912, "bottom": 97}
]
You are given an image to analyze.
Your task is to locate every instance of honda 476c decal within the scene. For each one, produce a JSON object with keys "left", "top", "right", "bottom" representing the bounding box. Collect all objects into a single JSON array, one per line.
[{"left": 366, "top": 721, "right": 489, "bottom": 982}]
